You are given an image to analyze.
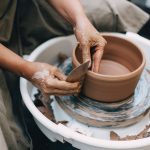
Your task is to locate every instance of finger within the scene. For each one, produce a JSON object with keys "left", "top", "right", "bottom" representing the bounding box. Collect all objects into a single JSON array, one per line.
[
  {"left": 81, "top": 44, "right": 91, "bottom": 67},
  {"left": 46, "top": 78, "right": 80, "bottom": 90},
  {"left": 55, "top": 69, "right": 67, "bottom": 81},
  {"left": 42, "top": 82, "right": 81, "bottom": 95},
  {"left": 49, "top": 89, "right": 80, "bottom": 95},
  {"left": 92, "top": 49, "right": 104, "bottom": 73}
]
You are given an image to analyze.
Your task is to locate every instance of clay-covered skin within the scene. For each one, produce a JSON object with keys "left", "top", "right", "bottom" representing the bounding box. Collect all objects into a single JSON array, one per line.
[{"left": 72, "top": 35, "right": 146, "bottom": 102}]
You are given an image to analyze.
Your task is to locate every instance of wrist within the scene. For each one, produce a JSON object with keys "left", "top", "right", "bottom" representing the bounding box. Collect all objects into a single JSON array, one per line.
[
  {"left": 71, "top": 12, "right": 86, "bottom": 26},
  {"left": 19, "top": 60, "right": 33, "bottom": 79},
  {"left": 74, "top": 14, "right": 88, "bottom": 26},
  {"left": 74, "top": 16, "right": 93, "bottom": 33}
]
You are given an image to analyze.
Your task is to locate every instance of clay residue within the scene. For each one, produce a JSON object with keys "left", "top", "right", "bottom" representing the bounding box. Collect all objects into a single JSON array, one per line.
[
  {"left": 110, "top": 125, "right": 150, "bottom": 141},
  {"left": 34, "top": 91, "right": 56, "bottom": 122},
  {"left": 56, "top": 120, "right": 68, "bottom": 125},
  {"left": 32, "top": 69, "right": 49, "bottom": 80},
  {"left": 75, "top": 130, "right": 84, "bottom": 135},
  {"left": 58, "top": 53, "right": 68, "bottom": 64},
  {"left": 34, "top": 90, "right": 69, "bottom": 125}
]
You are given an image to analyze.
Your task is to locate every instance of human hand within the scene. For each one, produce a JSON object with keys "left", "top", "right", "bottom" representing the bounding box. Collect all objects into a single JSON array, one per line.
[
  {"left": 23, "top": 61, "right": 80, "bottom": 95},
  {"left": 74, "top": 19, "right": 107, "bottom": 73}
]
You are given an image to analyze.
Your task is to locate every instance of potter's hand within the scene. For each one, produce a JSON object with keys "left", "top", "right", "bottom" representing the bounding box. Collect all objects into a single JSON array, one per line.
[
  {"left": 47, "top": 0, "right": 106, "bottom": 72},
  {"left": 74, "top": 19, "right": 107, "bottom": 73},
  {"left": 23, "top": 62, "right": 80, "bottom": 95},
  {"left": 0, "top": 44, "right": 80, "bottom": 95}
]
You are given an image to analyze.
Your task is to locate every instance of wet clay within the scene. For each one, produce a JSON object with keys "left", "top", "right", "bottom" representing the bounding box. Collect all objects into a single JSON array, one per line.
[
  {"left": 99, "top": 59, "right": 130, "bottom": 76},
  {"left": 34, "top": 90, "right": 69, "bottom": 125},
  {"left": 72, "top": 34, "right": 146, "bottom": 102}
]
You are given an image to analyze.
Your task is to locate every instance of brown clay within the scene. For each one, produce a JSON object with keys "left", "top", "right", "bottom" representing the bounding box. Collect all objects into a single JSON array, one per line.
[
  {"left": 99, "top": 60, "right": 130, "bottom": 76},
  {"left": 72, "top": 35, "right": 146, "bottom": 102},
  {"left": 110, "top": 125, "right": 150, "bottom": 141}
]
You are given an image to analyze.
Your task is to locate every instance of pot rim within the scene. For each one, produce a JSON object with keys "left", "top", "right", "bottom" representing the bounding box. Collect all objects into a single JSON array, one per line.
[{"left": 72, "top": 34, "right": 146, "bottom": 81}]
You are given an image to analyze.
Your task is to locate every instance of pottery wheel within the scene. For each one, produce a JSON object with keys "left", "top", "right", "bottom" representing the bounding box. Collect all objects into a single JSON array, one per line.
[{"left": 55, "top": 58, "right": 150, "bottom": 128}]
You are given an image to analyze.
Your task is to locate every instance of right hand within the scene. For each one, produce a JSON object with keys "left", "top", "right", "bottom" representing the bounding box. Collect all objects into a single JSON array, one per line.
[{"left": 74, "top": 18, "right": 107, "bottom": 73}]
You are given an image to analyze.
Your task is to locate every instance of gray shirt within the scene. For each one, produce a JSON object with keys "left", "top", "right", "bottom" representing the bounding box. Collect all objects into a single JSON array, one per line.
[
  {"left": 0, "top": 0, "right": 149, "bottom": 55},
  {"left": 0, "top": 0, "right": 149, "bottom": 149}
]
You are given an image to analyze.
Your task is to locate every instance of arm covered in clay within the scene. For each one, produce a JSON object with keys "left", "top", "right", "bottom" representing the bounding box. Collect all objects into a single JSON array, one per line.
[
  {"left": 0, "top": 44, "right": 80, "bottom": 95},
  {"left": 47, "top": 0, "right": 107, "bottom": 72}
]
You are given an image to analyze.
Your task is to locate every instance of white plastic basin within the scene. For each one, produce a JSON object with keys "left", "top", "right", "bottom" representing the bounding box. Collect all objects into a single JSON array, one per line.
[{"left": 20, "top": 33, "right": 150, "bottom": 150}]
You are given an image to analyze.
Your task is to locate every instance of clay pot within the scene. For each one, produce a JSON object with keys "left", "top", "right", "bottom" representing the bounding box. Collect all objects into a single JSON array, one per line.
[{"left": 72, "top": 35, "right": 146, "bottom": 102}]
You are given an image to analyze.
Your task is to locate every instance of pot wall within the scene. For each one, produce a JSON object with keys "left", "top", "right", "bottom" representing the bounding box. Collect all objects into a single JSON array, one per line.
[{"left": 73, "top": 35, "right": 145, "bottom": 102}]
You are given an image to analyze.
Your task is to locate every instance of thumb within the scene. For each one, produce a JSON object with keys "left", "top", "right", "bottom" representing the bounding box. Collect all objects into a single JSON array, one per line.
[{"left": 55, "top": 69, "right": 67, "bottom": 81}]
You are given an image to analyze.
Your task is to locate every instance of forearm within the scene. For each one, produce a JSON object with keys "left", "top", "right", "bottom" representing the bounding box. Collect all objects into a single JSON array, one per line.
[
  {"left": 0, "top": 44, "right": 27, "bottom": 76},
  {"left": 47, "top": 0, "right": 89, "bottom": 26},
  {"left": 47, "top": 0, "right": 106, "bottom": 73}
]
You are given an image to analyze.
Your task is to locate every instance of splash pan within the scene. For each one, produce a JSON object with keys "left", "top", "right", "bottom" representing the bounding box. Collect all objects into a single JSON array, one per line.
[{"left": 20, "top": 33, "right": 150, "bottom": 150}]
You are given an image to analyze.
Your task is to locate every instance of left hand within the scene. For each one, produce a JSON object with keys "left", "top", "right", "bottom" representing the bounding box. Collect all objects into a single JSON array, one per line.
[
  {"left": 22, "top": 61, "right": 81, "bottom": 96},
  {"left": 74, "top": 19, "right": 107, "bottom": 73}
]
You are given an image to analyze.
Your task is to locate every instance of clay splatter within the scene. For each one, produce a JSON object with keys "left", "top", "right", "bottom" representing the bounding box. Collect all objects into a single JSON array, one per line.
[{"left": 110, "top": 125, "right": 150, "bottom": 141}]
